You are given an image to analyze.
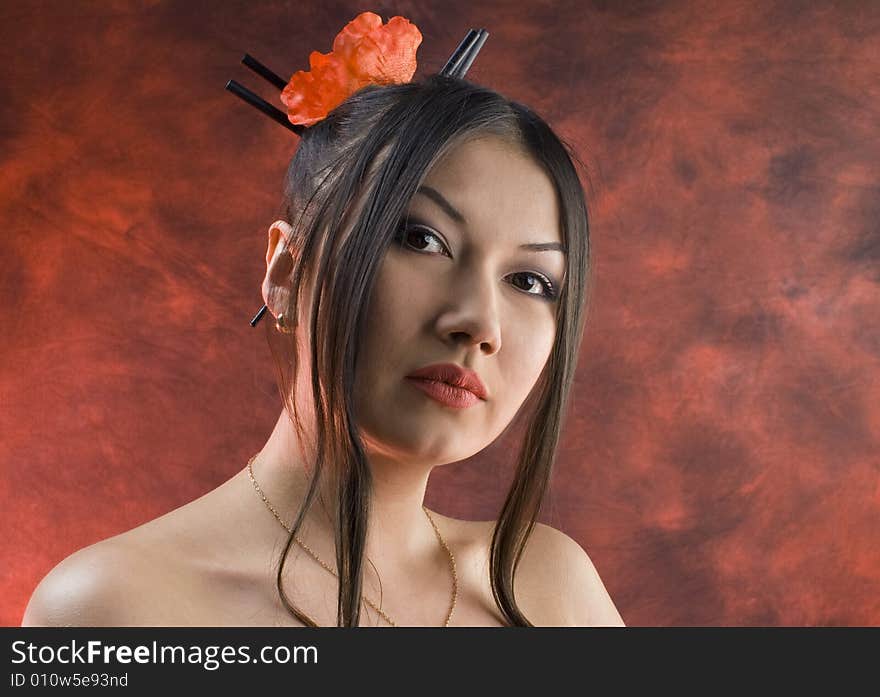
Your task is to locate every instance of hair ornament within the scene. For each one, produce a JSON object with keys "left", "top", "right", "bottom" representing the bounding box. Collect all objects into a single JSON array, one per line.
[
  {"left": 281, "top": 11, "right": 422, "bottom": 127},
  {"left": 224, "top": 13, "right": 489, "bottom": 327}
]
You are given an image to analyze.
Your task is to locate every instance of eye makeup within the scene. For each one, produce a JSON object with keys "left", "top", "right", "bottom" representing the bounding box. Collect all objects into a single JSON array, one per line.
[{"left": 394, "top": 214, "right": 562, "bottom": 301}]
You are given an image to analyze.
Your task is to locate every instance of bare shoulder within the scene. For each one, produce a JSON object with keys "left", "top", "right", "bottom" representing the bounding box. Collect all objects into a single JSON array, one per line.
[
  {"left": 518, "top": 522, "right": 625, "bottom": 626},
  {"left": 22, "top": 535, "right": 166, "bottom": 627},
  {"left": 465, "top": 519, "right": 624, "bottom": 627},
  {"left": 21, "top": 475, "right": 251, "bottom": 627}
]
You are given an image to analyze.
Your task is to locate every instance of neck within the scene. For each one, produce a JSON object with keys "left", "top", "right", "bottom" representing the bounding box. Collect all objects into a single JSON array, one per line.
[{"left": 246, "top": 410, "right": 442, "bottom": 577}]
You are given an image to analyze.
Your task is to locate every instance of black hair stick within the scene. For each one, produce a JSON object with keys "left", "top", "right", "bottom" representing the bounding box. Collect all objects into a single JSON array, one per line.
[
  {"left": 450, "top": 30, "right": 488, "bottom": 78},
  {"left": 439, "top": 29, "right": 479, "bottom": 77},
  {"left": 242, "top": 53, "right": 289, "bottom": 90},
  {"left": 225, "top": 80, "right": 304, "bottom": 135}
]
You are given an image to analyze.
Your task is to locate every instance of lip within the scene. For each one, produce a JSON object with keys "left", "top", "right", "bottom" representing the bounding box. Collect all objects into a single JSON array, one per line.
[
  {"left": 405, "top": 362, "right": 489, "bottom": 402},
  {"left": 406, "top": 378, "right": 482, "bottom": 408}
]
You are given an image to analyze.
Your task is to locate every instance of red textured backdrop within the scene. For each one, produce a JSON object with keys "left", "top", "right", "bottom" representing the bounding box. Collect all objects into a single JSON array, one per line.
[{"left": 2, "top": 0, "right": 878, "bottom": 626}]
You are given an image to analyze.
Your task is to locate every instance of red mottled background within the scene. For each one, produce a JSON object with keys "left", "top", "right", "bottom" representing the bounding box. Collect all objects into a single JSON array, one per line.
[{"left": 2, "top": 0, "right": 878, "bottom": 626}]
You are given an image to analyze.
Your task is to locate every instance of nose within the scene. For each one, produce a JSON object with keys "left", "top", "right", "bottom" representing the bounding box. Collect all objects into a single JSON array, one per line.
[{"left": 435, "top": 269, "right": 502, "bottom": 356}]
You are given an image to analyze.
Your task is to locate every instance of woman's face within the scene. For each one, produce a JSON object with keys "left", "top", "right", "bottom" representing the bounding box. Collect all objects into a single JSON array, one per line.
[{"left": 352, "top": 134, "right": 566, "bottom": 467}]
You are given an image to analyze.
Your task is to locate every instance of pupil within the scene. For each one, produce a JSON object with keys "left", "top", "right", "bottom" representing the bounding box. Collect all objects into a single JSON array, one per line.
[{"left": 410, "top": 229, "right": 429, "bottom": 249}]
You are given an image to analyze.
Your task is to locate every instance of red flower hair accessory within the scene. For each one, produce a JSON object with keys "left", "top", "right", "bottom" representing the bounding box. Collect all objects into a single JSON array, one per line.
[{"left": 280, "top": 11, "right": 423, "bottom": 127}]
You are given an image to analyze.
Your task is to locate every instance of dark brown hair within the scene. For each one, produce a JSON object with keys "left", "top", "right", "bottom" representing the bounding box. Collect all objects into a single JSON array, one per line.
[{"left": 264, "top": 73, "right": 593, "bottom": 626}]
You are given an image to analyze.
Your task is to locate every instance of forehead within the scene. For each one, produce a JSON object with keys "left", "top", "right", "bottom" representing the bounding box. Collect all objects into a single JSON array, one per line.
[{"left": 416, "top": 135, "right": 562, "bottom": 244}]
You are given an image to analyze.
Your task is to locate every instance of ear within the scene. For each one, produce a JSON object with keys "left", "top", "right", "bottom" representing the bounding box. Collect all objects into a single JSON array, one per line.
[{"left": 261, "top": 220, "right": 296, "bottom": 316}]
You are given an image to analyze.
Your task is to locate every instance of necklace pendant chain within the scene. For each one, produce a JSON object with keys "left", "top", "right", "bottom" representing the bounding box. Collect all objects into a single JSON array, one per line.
[{"left": 246, "top": 454, "right": 457, "bottom": 627}]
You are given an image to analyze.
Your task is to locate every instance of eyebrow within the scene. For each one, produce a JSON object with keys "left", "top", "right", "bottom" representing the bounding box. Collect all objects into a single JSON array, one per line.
[{"left": 415, "top": 185, "right": 567, "bottom": 254}]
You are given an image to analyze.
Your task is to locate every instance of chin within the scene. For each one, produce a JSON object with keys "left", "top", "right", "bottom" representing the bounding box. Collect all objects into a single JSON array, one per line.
[{"left": 358, "top": 421, "right": 477, "bottom": 466}]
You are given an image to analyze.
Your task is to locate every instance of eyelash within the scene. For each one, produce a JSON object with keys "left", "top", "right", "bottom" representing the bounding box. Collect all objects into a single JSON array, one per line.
[{"left": 394, "top": 223, "right": 559, "bottom": 301}]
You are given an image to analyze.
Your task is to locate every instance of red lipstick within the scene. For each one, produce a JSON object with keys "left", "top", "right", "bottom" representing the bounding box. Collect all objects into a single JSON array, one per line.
[{"left": 405, "top": 362, "right": 488, "bottom": 408}]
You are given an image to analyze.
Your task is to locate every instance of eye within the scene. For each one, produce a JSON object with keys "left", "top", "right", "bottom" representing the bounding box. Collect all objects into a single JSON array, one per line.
[
  {"left": 395, "top": 222, "right": 450, "bottom": 257},
  {"left": 510, "top": 272, "right": 558, "bottom": 300},
  {"left": 394, "top": 222, "right": 560, "bottom": 301}
]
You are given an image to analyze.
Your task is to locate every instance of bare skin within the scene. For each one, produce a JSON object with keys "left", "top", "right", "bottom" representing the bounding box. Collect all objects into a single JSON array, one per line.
[
  {"left": 22, "top": 135, "right": 624, "bottom": 627},
  {"left": 22, "top": 454, "right": 622, "bottom": 626},
  {"left": 34, "top": 443, "right": 509, "bottom": 627}
]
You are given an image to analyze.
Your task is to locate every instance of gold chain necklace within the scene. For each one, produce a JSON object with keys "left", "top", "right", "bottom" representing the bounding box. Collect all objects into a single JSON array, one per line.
[{"left": 246, "top": 453, "right": 457, "bottom": 627}]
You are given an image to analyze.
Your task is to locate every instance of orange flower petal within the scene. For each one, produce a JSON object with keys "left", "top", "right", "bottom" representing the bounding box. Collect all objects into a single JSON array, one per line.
[
  {"left": 331, "top": 11, "right": 384, "bottom": 59},
  {"left": 280, "top": 11, "right": 422, "bottom": 126}
]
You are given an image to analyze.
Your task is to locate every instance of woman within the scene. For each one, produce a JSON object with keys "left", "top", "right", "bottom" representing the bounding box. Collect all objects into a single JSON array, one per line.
[{"left": 22, "top": 17, "right": 624, "bottom": 628}]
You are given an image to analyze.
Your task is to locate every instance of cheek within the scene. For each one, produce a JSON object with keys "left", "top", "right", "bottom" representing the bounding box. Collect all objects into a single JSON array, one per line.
[
  {"left": 354, "top": 256, "right": 430, "bottom": 387},
  {"left": 502, "top": 318, "right": 556, "bottom": 398},
  {"left": 373, "top": 268, "right": 411, "bottom": 320}
]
